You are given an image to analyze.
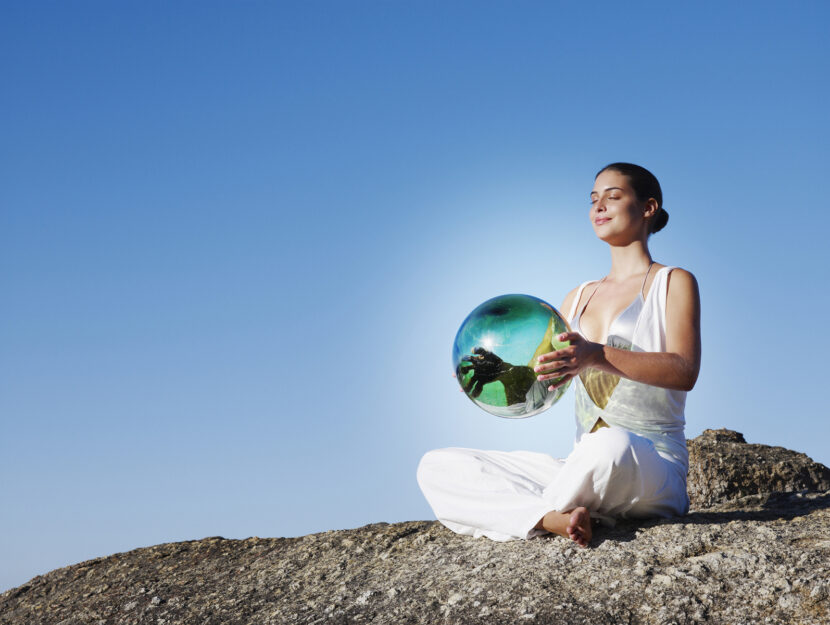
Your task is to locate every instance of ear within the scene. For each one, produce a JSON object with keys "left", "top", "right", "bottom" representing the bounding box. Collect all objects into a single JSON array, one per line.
[{"left": 643, "top": 198, "right": 659, "bottom": 220}]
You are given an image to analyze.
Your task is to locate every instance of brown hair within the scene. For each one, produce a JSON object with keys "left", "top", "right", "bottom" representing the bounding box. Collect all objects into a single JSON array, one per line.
[{"left": 596, "top": 162, "right": 668, "bottom": 235}]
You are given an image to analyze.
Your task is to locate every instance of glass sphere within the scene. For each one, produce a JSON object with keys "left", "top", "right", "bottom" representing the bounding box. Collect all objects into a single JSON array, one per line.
[{"left": 452, "top": 294, "right": 572, "bottom": 418}]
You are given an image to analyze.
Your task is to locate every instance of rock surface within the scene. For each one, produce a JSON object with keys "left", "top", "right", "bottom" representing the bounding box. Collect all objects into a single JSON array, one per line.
[
  {"left": 686, "top": 428, "right": 830, "bottom": 509},
  {"left": 2, "top": 430, "right": 829, "bottom": 625}
]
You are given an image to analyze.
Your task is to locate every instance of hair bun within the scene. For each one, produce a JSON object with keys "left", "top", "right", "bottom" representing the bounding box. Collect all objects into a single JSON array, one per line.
[{"left": 651, "top": 207, "right": 669, "bottom": 234}]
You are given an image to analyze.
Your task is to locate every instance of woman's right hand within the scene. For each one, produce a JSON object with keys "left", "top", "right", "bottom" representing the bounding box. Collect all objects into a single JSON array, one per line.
[{"left": 534, "top": 331, "right": 602, "bottom": 391}]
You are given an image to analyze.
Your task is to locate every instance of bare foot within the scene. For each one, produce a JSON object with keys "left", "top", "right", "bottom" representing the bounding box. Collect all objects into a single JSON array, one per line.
[
  {"left": 566, "top": 507, "right": 592, "bottom": 547},
  {"left": 535, "top": 507, "right": 593, "bottom": 547}
]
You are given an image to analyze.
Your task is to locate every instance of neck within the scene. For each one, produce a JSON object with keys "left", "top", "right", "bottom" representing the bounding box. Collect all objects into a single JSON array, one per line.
[{"left": 606, "top": 241, "right": 653, "bottom": 282}]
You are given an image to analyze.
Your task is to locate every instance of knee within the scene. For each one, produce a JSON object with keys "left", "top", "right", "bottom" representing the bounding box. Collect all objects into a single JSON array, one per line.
[
  {"left": 417, "top": 448, "right": 465, "bottom": 488},
  {"left": 417, "top": 448, "right": 443, "bottom": 477},
  {"left": 576, "top": 427, "right": 639, "bottom": 469}
]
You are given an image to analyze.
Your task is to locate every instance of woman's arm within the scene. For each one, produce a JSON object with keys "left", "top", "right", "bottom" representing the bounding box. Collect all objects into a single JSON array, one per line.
[{"left": 538, "top": 269, "right": 701, "bottom": 392}]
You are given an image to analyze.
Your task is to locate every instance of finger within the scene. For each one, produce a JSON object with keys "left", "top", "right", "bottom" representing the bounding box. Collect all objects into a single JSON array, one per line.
[
  {"left": 538, "top": 368, "right": 573, "bottom": 383},
  {"left": 556, "top": 332, "right": 580, "bottom": 343},
  {"left": 546, "top": 374, "right": 573, "bottom": 391},
  {"left": 537, "top": 368, "right": 570, "bottom": 382},
  {"left": 534, "top": 356, "right": 573, "bottom": 373},
  {"left": 535, "top": 366, "right": 567, "bottom": 378},
  {"left": 548, "top": 381, "right": 571, "bottom": 392},
  {"left": 536, "top": 347, "right": 574, "bottom": 363},
  {"left": 535, "top": 357, "right": 564, "bottom": 369}
]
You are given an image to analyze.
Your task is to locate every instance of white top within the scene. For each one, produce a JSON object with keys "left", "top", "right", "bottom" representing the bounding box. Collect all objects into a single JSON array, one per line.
[{"left": 566, "top": 266, "right": 688, "bottom": 473}]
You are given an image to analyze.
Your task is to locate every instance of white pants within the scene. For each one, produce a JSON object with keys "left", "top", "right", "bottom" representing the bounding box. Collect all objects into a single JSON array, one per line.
[{"left": 416, "top": 426, "right": 689, "bottom": 541}]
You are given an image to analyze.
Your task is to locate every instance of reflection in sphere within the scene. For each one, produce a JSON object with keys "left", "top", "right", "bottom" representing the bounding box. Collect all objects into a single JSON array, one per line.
[{"left": 452, "top": 294, "right": 572, "bottom": 418}]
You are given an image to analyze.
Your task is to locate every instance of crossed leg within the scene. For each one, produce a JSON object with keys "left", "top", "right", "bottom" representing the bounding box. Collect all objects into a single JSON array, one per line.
[{"left": 417, "top": 427, "right": 686, "bottom": 547}]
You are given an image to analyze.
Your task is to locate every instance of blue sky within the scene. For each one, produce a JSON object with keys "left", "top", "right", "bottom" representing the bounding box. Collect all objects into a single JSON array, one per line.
[{"left": 2, "top": 1, "right": 828, "bottom": 592}]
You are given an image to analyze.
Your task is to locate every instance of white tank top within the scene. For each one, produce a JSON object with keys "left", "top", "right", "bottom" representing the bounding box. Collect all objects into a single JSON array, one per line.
[{"left": 566, "top": 266, "right": 688, "bottom": 473}]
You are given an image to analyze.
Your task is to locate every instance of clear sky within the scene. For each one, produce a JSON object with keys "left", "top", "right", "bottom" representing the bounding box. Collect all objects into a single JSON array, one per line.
[{"left": 2, "top": 0, "right": 828, "bottom": 592}]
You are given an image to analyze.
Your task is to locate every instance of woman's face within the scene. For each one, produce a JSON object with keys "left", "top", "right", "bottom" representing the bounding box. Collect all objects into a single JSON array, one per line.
[{"left": 590, "top": 169, "right": 650, "bottom": 244}]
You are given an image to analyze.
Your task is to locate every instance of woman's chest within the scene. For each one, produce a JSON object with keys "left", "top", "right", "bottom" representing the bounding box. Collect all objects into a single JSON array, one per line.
[
  {"left": 576, "top": 288, "right": 643, "bottom": 344},
  {"left": 574, "top": 269, "right": 660, "bottom": 344}
]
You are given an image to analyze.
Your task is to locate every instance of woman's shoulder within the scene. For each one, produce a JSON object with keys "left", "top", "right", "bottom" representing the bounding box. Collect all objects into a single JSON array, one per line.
[
  {"left": 662, "top": 266, "right": 700, "bottom": 304},
  {"left": 559, "top": 279, "right": 600, "bottom": 318},
  {"left": 661, "top": 265, "right": 698, "bottom": 286},
  {"left": 651, "top": 263, "right": 698, "bottom": 288}
]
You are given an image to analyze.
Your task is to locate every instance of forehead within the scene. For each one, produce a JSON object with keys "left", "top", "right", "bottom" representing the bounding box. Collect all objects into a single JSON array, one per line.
[{"left": 591, "top": 170, "right": 631, "bottom": 194}]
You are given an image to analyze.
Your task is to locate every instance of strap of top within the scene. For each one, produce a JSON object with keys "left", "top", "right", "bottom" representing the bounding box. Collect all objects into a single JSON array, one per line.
[
  {"left": 567, "top": 281, "right": 595, "bottom": 322},
  {"left": 576, "top": 276, "right": 606, "bottom": 322},
  {"left": 641, "top": 262, "right": 654, "bottom": 297},
  {"left": 570, "top": 262, "right": 655, "bottom": 323}
]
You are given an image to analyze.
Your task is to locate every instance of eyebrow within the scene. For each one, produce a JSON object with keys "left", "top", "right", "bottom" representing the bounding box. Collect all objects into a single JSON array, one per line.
[{"left": 590, "top": 186, "right": 624, "bottom": 196}]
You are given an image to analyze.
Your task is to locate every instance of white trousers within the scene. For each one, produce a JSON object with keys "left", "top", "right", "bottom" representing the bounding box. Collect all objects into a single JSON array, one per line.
[{"left": 416, "top": 426, "right": 689, "bottom": 541}]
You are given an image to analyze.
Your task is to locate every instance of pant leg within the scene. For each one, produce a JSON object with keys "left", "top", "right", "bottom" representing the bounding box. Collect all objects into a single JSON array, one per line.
[
  {"left": 541, "top": 426, "right": 688, "bottom": 524},
  {"left": 417, "top": 447, "right": 563, "bottom": 541}
]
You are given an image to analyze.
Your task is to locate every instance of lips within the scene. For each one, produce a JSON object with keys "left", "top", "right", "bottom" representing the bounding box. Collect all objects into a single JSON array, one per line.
[{"left": 595, "top": 218, "right": 611, "bottom": 225}]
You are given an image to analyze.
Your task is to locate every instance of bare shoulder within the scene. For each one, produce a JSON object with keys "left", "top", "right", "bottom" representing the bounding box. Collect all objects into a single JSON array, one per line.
[
  {"left": 665, "top": 268, "right": 701, "bottom": 312},
  {"left": 666, "top": 267, "right": 700, "bottom": 294}
]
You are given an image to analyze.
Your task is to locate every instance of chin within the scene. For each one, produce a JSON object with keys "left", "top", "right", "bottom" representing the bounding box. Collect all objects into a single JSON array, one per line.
[{"left": 596, "top": 230, "right": 633, "bottom": 246}]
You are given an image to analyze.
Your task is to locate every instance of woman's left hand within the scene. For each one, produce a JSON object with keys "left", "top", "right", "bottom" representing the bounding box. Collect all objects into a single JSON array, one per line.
[{"left": 534, "top": 332, "right": 603, "bottom": 391}]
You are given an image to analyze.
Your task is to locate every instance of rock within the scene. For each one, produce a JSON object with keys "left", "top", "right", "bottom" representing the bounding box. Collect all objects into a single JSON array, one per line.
[
  {"left": 687, "top": 428, "right": 830, "bottom": 509},
  {"left": 2, "top": 430, "right": 829, "bottom": 625}
]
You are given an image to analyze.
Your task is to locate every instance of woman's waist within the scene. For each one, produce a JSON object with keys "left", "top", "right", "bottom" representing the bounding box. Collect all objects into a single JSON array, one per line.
[{"left": 574, "top": 377, "right": 686, "bottom": 425}]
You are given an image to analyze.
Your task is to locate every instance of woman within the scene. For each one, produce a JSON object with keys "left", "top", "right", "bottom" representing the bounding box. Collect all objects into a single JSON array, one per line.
[{"left": 417, "top": 163, "right": 701, "bottom": 547}]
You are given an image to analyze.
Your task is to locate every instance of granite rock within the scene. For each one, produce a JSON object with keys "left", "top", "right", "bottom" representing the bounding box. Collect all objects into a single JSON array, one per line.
[
  {"left": 687, "top": 428, "right": 830, "bottom": 509},
  {"left": 2, "top": 430, "right": 829, "bottom": 625}
]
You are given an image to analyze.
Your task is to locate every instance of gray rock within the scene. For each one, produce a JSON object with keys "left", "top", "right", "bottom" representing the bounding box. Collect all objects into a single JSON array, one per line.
[
  {"left": 687, "top": 428, "right": 830, "bottom": 509},
  {"left": 2, "top": 430, "right": 829, "bottom": 625}
]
